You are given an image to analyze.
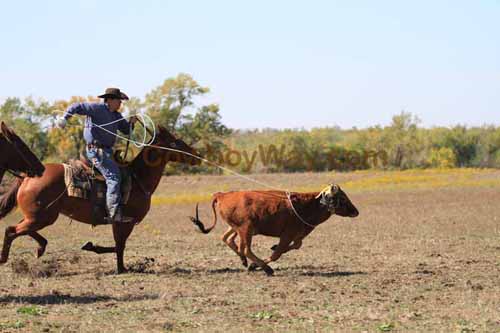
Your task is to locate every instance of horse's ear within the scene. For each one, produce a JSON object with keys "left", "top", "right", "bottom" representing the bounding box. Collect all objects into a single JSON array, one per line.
[
  {"left": 332, "top": 184, "right": 339, "bottom": 194},
  {"left": 0, "top": 122, "right": 13, "bottom": 142}
]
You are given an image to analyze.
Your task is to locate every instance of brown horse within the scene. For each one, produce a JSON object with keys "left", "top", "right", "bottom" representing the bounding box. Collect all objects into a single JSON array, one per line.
[
  {"left": 0, "top": 125, "right": 200, "bottom": 273},
  {"left": 0, "top": 121, "right": 45, "bottom": 184}
]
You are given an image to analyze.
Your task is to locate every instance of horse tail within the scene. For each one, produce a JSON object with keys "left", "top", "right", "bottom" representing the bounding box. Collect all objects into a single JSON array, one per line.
[
  {"left": 0, "top": 178, "right": 22, "bottom": 220},
  {"left": 190, "top": 196, "right": 219, "bottom": 234}
]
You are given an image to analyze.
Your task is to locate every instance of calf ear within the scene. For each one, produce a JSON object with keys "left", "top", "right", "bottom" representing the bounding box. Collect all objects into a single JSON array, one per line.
[{"left": 316, "top": 184, "right": 331, "bottom": 199}]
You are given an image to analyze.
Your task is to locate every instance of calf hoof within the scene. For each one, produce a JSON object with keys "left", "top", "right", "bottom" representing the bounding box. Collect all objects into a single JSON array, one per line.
[
  {"left": 270, "top": 244, "right": 278, "bottom": 251},
  {"left": 263, "top": 266, "right": 274, "bottom": 276},
  {"left": 248, "top": 263, "right": 258, "bottom": 272},
  {"left": 81, "top": 242, "right": 94, "bottom": 251}
]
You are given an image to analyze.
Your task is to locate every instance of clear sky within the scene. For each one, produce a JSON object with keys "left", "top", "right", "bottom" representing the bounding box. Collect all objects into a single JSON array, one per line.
[{"left": 1, "top": 1, "right": 498, "bottom": 129}]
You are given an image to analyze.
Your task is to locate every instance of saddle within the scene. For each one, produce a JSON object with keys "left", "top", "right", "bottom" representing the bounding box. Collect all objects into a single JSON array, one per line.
[
  {"left": 76, "top": 153, "right": 106, "bottom": 181},
  {"left": 63, "top": 154, "right": 132, "bottom": 225}
]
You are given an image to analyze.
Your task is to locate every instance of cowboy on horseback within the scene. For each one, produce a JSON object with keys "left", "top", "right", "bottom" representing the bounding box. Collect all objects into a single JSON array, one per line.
[{"left": 57, "top": 87, "right": 138, "bottom": 223}]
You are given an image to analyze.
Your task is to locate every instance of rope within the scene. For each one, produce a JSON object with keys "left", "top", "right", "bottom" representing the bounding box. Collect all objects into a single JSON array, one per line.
[
  {"left": 54, "top": 111, "right": 282, "bottom": 191},
  {"left": 53, "top": 110, "right": 320, "bottom": 227},
  {"left": 286, "top": 191, "right": 318, "bottom": 228}
]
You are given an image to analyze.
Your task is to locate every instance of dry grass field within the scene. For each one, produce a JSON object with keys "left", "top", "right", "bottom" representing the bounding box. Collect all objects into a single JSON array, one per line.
[{"left": 0, "top": 169, "right": 499, "bottom": 332}]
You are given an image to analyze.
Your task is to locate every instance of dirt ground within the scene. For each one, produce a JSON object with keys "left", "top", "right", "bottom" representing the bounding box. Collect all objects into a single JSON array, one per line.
[{"left": 0, "top": 170, "right": 498, "bottom": 332}]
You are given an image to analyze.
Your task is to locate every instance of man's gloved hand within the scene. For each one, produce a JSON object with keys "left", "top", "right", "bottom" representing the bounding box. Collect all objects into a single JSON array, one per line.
[
  {"left": 129, "top": 115, "right": 138, "bottom": 125},
  {"left": 56, "top": 117, "right": 67, "bottom": 129}
]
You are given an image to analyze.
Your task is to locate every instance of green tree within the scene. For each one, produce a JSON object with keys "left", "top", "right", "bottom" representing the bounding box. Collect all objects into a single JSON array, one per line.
[
  {"left": 381, "top": 111, "right": 424, "bottom": 169},
  {"left": 0, "top": 97, "right": 50, "bottom": 159},
  {"left": 428, "top": 147, "right": 457, "bottom": 168},
  {"left": 442, "top": 126, "right": 479, "bottom": 167},
  {"left": 144, "top": 74, "right": 231, "bottom": 174},
  {"left": 145, "top": 73, "right": 209, "bottom": 131}
]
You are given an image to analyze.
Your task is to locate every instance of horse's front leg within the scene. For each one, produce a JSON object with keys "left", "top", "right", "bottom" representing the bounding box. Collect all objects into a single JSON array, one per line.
[
  {"left": 81, "top": 242, "right": 116, "bottom": 254},
  {"left": 112, "top": 222, "right": 135, "bottom": 274}
]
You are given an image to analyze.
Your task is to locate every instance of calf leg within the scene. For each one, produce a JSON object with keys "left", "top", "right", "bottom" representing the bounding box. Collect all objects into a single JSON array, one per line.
[
  {"left": 222, "top": 227, "right": 247, "bottom": 267},
  {"left": 248, "top": 236, "right": 296, "bottom": 271},
  {"left": 270, "top": 238, "right": 303, "bottom": 252},
  {"left": 240, "top": 230, "right": 274, "bottom": 276},
  {"left": 266, "top": 238, "right": 302, "bottom": 264},
  {"left": 250, "top": 238, "right": 304, "bottom": 271}
]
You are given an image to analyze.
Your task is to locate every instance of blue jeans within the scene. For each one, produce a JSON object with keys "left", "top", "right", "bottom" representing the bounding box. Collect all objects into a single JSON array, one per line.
[{"left": 86, "top": 146, "right": 121, "bottom": 218}]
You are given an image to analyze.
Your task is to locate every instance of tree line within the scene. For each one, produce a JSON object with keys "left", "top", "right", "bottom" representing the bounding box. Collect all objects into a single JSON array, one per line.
[{"left": 1, "top": 73, "right": 499, "bottom": 174}]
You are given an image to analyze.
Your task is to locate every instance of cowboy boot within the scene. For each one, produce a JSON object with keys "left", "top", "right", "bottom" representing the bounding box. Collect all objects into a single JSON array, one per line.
[{"left": 105, "top": 206, "right": 134, "bottom": 224}]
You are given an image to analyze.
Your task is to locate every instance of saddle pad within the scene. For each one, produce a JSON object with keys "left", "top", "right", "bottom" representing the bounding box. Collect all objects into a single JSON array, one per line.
[
  {"left": 63, "top": 163, "right": 132, "bottom": 204},
  {"left": 63, "top": 163, "right": 90, "bottom": 199}
]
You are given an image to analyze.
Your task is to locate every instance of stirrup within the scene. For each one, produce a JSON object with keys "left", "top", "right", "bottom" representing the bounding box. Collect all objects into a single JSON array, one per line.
[{"left": 104, "top": 210, "right": 134, "bottom": 224}]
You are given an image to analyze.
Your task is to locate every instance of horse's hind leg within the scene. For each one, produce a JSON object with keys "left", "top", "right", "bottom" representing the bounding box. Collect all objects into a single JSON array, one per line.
[
  {"left": 1, "top": 219, "right": 33, "bottom": 263},
  {"left": 0, "top": 218, "right": 55, "bottom": 264},
  {"left": 0, "top": 225, "right": 19, "bottom": 263},
  {"left": 28, "top": 231, "right": 48, "bottom": 258}
]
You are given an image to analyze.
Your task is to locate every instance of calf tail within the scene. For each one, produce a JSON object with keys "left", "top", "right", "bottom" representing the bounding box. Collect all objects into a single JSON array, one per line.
[
  {"left": 190, "top": 198, "right": 218, "bottom": 234},
  {"left": 0, "top": 178, "right": 22, "bottom": 220}
]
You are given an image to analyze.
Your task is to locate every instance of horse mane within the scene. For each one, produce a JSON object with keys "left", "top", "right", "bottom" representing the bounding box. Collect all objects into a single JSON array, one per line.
[
  {"left": 0, "top": 121, "right": 45, "bottom": 176},
  {"left": 0, "top": 122, "right": 30, "bottom": 149},
  {"left": 1, "top": 121, "right": 20, "bottom": 143}
]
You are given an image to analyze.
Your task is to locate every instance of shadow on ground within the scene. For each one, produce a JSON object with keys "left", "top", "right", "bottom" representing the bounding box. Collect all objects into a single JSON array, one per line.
[
  {"left": 297, "top": 270, "right": 367, "bottom": 277},
  {"left": 0, "top": 293, "right": 158, "bottom": 305}
]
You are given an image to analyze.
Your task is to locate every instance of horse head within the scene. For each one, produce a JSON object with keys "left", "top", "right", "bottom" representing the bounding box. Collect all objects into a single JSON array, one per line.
[
  {"left": 151, "top": 125, "right": 201, "bottom": 166},
  {"left": 0, "top": 122, "right": 45, "bottom": 182}
]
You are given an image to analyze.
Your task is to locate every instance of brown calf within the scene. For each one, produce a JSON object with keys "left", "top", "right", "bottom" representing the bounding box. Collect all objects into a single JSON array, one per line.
[{"left": 190, "top": 184, "right": 359, "bottom": 275}]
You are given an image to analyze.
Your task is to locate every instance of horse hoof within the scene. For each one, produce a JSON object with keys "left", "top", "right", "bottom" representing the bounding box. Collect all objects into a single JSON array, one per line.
[
  {"left": 81, "top": 242, "right": 94, "bottom": 251},
  {"left": 264, "top": 266, "right": 274, "bottom": 276},
  {"left": 241, "top": 258, "right": 248, "bottom": 267},
  {"left": 117, "top": 268, "right": 129, "bottom": 274},
  {"left": 36, "top": 246, "right": 46, "bottom": 258},
  {"left": 248, "top": 263, "right": 258, "bottom": 272}
]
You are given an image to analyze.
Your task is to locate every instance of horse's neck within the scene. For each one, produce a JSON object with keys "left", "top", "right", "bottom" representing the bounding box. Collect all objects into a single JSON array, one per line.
[{"left": 131, "top": 151, "right": 168, "bottom": 195}]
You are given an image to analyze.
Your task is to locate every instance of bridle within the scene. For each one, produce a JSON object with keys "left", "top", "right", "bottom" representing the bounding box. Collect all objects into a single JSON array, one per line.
[
  {"left": 318, "top": 191, "right": 341, "bottom": 213},
  {"left": 0, "top": 167, "right": 28, "bottom": 179}
]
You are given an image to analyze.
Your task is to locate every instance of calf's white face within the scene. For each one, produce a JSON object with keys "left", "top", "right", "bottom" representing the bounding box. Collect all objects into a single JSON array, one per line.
[{"left": 317, "top": 183, "right": 359, "bottom": 217}]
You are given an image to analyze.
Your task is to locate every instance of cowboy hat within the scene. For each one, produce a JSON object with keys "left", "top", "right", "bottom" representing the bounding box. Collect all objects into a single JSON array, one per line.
[{"left": 98, "top": 87, "right": 129, "bottom": 100}]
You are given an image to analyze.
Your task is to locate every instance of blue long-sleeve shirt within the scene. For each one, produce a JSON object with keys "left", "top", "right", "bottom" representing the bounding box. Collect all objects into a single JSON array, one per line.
[{"left": 63, "top": 102, "right": 132, "bottom": 148}]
